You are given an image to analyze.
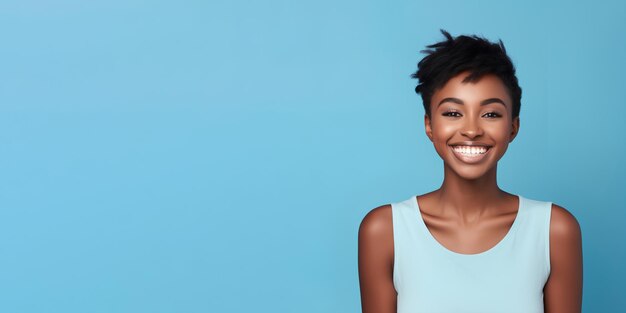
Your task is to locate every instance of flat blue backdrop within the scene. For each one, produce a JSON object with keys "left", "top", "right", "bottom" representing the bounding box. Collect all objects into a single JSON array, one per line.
[{"left": 0, "top": 0, "right": 624, "bottom": 312}]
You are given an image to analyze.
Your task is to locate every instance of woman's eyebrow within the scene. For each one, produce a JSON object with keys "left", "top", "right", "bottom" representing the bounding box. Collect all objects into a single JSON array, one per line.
[{"left": 437, "top": 97, "right": 507, "bottom": 108}]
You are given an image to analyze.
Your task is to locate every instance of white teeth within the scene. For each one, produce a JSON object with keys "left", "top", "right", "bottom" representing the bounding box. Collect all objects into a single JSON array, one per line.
[{"left": 452, "top": 145, "right": 489, "bottom": 155}]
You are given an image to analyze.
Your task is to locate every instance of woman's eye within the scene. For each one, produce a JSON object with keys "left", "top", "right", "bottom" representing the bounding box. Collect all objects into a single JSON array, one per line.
[
  {"left": 442, "top": 111, "right": 461, "bottom": 117},
  {"left": 484, "top": 112, "right": 502, "bottom": 118}
]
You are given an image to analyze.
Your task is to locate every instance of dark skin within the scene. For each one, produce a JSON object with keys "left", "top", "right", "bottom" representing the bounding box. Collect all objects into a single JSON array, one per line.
[{"left": 358, "top": 72, "right": 583, "bottom": 313}]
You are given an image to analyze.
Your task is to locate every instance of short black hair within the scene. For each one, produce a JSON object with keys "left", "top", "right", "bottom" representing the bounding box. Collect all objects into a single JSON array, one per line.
[{"left": 411, "top": 29, "right": 522, "bottom": 119}]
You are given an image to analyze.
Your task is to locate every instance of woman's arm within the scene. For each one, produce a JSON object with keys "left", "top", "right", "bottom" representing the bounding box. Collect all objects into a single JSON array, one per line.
[
  {"left": 358, "top": 205, "right": 397, "bottom": 313},
  {"left": 544, "top": 203, "right": 583, "bottom": 313}
]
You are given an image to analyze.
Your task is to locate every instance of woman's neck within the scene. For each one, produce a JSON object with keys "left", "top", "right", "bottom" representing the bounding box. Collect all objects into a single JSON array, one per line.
[{"left": 432, "top": 164, "right": 510, "bottom": 221}]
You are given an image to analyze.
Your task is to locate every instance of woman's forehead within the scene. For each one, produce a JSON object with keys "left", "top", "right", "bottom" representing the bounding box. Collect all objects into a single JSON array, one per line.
[{"left": 432, "top": 73, "right": 512, "bottom": 107}]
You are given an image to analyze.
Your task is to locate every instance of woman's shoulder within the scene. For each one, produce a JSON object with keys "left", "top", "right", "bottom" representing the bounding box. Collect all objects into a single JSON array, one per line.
[
  {"left": 359, "top": 203, "right": 393, "bottom": 239},
  {"left": 549, "top": 203, "right": 582, "bottom": 241},
  {"left": 358, "top": 203, "right": 394, "bottom": 272}
]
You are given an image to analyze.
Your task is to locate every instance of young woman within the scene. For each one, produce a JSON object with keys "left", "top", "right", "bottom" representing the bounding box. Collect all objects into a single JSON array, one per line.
[{"left": 358, "top": 30, "right": 583, "bottom": 313}]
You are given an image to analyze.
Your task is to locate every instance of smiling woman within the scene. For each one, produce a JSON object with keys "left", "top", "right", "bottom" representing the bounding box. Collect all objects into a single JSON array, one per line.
[{"left": 358, "top": 30, "right": 583, "bottom": 313}]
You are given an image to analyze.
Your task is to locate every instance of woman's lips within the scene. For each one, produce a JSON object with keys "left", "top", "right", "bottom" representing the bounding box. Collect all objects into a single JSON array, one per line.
[{"left": 449, "top": 145, "right": 491, "bottom": 164}]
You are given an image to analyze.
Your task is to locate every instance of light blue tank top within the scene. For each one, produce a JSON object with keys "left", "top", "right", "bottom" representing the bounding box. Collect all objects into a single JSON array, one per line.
[{"left": 391, "top": 194, "right": 552, "bottom": 313}]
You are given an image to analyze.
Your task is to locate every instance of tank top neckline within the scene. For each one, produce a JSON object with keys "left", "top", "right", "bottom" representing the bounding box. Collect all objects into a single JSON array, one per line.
[{"left": 411, "top": 194, "right": 524, "bottom": 258}]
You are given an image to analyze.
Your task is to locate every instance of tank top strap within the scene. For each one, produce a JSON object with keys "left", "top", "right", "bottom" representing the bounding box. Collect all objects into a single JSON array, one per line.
[{"left": 513, "top": 196, "right": 553, "bottom": 275}]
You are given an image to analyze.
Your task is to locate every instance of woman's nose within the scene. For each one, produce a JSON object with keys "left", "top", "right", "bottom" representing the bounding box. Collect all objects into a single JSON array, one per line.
[{"left": 460, "top": 118, "right": 484, "bottom": 138}]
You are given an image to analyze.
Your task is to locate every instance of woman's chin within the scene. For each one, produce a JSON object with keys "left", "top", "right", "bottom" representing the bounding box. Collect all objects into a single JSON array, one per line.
[{"left": 445, "top": 162, "right": 497, "bottom": 180}]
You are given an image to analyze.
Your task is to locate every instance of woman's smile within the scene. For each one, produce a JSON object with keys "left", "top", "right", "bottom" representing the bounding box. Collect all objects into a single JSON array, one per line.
[{"left": 449, "top": 144, "right": 492, "bottom": 164}]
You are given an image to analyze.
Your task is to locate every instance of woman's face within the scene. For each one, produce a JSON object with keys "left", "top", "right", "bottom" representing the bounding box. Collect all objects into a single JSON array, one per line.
[{"left": 425, "top": 71, "right": 520, "bottom": 180}]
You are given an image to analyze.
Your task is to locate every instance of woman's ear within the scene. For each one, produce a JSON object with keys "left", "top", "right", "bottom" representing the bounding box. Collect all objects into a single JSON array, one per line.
[
  {"left": 425, "top": 114, "right": 434, "bottom": 142},
  {"left": 509, "top": 116, "right": 520, "bottom": 143}
]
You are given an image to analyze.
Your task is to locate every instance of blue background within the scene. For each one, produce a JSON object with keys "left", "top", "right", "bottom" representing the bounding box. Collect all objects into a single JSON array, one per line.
[{"left": 0, "top": 0, "right": 624, "bottom": 312}]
